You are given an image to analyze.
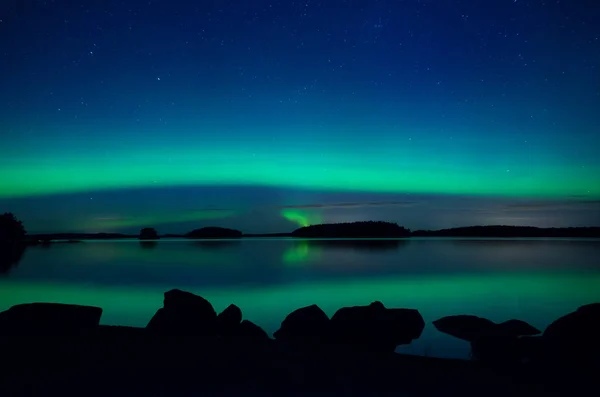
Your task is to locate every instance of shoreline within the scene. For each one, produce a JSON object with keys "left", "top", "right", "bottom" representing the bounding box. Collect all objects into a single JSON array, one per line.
[
  {"left": 21, "top": 225, "right": 600, "bottom": 243},
  {"left": 24, "top": 235, "right": 600, "bottom": 244},
  {"left": 1, "top": 292, "right": 597, "bottom": 396}
]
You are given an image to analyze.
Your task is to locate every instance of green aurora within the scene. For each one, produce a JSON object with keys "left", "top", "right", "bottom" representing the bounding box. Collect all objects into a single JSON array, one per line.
[{"left": 1, "top": 142, "right": 599, "bottom": 200}]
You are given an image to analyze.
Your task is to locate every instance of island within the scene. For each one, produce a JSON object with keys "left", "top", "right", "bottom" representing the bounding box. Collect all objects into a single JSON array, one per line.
[
  {"left": 291, "top": 221, "right": 411, "bottom": 238},
  {"left": 27, "top": 233, "right": 136, "bottom": 243},
  {"left": 139, "top": 228, "right": 159, "bottom": 240},
  {"left": 185, "top": 226, "right": 243, "bottom": 239},
  {"left": 411, "top": 225, "right": 600, "bottom": 238}
]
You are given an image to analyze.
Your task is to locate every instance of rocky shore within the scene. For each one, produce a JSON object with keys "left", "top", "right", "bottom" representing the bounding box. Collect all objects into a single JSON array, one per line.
[{"left": 0, "top": 289, "right": 598, "bottom": 396}]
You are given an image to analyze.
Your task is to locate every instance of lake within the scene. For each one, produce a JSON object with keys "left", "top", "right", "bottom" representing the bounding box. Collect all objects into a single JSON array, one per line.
[{"left": 1, "top": 238, "right": 600, "bottom": 359}]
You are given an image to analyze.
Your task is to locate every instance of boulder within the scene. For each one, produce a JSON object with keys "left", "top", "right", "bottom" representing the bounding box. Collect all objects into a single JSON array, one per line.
[
  {"left": 216, "top": 304, "right": 242, "bottom": 336},
  {"left": 147, "top": 290, "right": 217, "bottom": 336},
  {"left": 433, "top": 315, "right": 540, "bottom": 341},
  {"left": 470, "top": 336, "right": 520, "bottom": 364},
  {"left": 146, "top": 308, "right": 168, "bottom": 331},
  {"left": 516, "top": 336, "right": 545, "bottom": 362},
  {"left": 163, "top": 289, "right": 216, "bottom": 316},
  {"left": 0, "top": 303, "right": 102, "bottom": 335},
  {"left": 496, "top": 319, "right": 540, "bottom": 337},
  {"left": 329, "top": 301, "right": 424, "bottom": 352},
  {"left": 386, "top": 308, "right": 426, "bottom": 344},
  {"left": 543, "top": 303, "right": 600, "bottom": 365},
  {"left": 432, "top": 315, "right": 496, "bottom": 342},
  {"left": 471, "top": 335, "right": 545, "bottom": 365},
  {"left": 235, "top": 320, "right": 270, "bottom": 347},
  {"left": 273, "top": 304, "right": 330, "bottom": 349},
  {"left": 434, "top": 315, "right": 542, "bottom": 365}
]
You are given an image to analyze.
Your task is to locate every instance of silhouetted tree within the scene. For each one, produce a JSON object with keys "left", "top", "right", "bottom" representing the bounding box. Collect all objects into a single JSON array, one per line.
[
  {"left": 0, "top": 213, "right": 26, "bottom": 245},
  {"left": 0, "top": 213, "right": 27, "bottom": 275},
  {"left": 139, "top": 228, "right": 159, "bottom": 240}
]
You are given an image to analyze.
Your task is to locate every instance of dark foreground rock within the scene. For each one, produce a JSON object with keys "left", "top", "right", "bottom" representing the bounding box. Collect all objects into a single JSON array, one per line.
[
  {"left": 432, "top": 315, "right": 500, "bottom": 342},
  {"left": 497, "top": 319, "right": 541, "bottom": 337},
  {"left": 0, "top": 302, "right": 102, "bottom": 334},
  {"left": 0, "top": 293, "right": 597, "bottom": 396},
  {"left": 216, "top": 304, "right": 242, "bottom": 336},
  {"left": 543, "top": 302, "right": 600, "bottom": 365},
  {"left": 147, "top": 289, "right": 217, "bottom": 336},
  {"left": 0, "top": 329, "right": 591, "bottom": 397},
  {"left": 274, "top": 304, "right": 330, "bottom": 349},
  {"left": 433, "top": 308, "right": 600, "bottom": 368},
  {"left": 329, "top": 301, "right": 425, "bottom": 352}
]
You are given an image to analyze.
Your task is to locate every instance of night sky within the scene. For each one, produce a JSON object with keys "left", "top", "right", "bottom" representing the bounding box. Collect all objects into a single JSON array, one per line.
[{"left": 1, "top": 0, "right": 599, "bottom": 234}]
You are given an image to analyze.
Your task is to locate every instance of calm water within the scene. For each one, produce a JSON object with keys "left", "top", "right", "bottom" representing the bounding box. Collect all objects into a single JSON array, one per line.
[{"left": 2, "top": 238, "right": 600, "bottom": 359}]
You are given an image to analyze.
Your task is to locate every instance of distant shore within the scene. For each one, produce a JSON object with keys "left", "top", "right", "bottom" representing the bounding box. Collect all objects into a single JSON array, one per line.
[{"left": 24, "top": 224, "right": 600, "bottom": 244}]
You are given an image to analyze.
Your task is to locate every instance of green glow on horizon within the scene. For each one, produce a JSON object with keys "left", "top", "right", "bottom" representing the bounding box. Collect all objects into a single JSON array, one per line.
[
  {"left": 1, "top": 143, "right": 599, "bottom": 199},
  {"left": 281, "top": 209, "right": 322, "bottom": 228},
  {"left": 81, "top": 210, "right": 237, "bottom": 230}
]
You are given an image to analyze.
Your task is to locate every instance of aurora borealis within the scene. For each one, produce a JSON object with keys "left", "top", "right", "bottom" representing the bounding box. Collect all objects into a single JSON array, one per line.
[{"left": 1, "top": 0, "right": 599, "bottom": 233}]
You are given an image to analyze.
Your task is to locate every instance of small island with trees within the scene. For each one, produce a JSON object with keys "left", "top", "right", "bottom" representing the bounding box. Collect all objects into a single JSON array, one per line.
[
  {"left": 291, "top": 221, "right": 411, "bottom": 238},
  {"left": 139, "top": 228, "right": 159, "bottom": 240},
  {"left": 185, "top": 227, "right": 243, "bottom": 239}
]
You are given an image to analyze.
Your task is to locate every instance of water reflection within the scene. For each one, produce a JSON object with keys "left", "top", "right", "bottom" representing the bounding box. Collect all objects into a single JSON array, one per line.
[
  {"left": 139, "top": 241, "right": 158, "bottom": 249},
  {"left": 0, "top": 244, "right": 27, "bottom": 275},
  {"left": 2, "top": 272, "right": 599, "bottom": 359},
  {"left": 2, "top": 238, "right": 600, "bottom": 359},
  {"left": 305, "top": 239, "right": 410, "bottom": 251},
  {"left": 441, "top": 238, "right": 600, "bottom": 272},
  {"left": 448, "top": 238, "right": 600, "bottom": 248},
  {"left": 283, "top": 238, "right": 409, "bottom": 263},
  {"left": 190, "top": 240, "right": 242, "bottom": 250}
]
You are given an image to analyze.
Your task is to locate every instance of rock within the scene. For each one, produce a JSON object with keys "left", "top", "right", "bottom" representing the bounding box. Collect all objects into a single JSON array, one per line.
[
  {"left": 0, "top": 303, "right": 102, "bottom": 335},
  {"left": 329, "top": 301, "right": 424, "bottom": 352},
  {"left": 543, "top": 302, "right": 600, "bottom": 365},
  {"left": 146, "top": 290, "right": 217, "bottom": 336},
  {"left": 146, "top": 308, "right": 168, "bottom": 331},
  {"left": 163, "top": 289, "right": 216, "bottom": 316},
  {"left": 386, "top": 308, "right": 426, "bottom": 344},
  {"left": 235, "top": 320, "right": 270, "bottom": 346},
  {"left": 516, "top": 336, "right": 545, "bottom": 362},
  {"left": 470, "top": 336, "right": 520, "bottom": 364},
  {"left": 216, "top": 304, "right": 242, "bottom": 336},
  {"left": 329, "top": 301, "right": 385, "bottom": 350},
  {"left": 273, "top": 304, "right": 330, "bottom": 349},
  {"left": 434, "top": 316, "right": 541, "bottom": 365},
  {"left": 471, "top": 334, "right": 545, "bottom": 365},
  {"left": 496, "top": 319, "right": 541, "bottom": 337},
  {"left": 432, "top": 315, "right": 496, "bottom": 342}
]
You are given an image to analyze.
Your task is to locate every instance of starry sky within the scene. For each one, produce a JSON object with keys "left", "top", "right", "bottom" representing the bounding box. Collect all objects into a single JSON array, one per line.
[{"left": 1, "top": 0, "right": 599, "bottom": 234}]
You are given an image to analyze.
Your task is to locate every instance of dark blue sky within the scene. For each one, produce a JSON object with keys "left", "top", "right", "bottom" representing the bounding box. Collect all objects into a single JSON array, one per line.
[{"left": 1, "top": 0, "right": 599, "bottom": 233}]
